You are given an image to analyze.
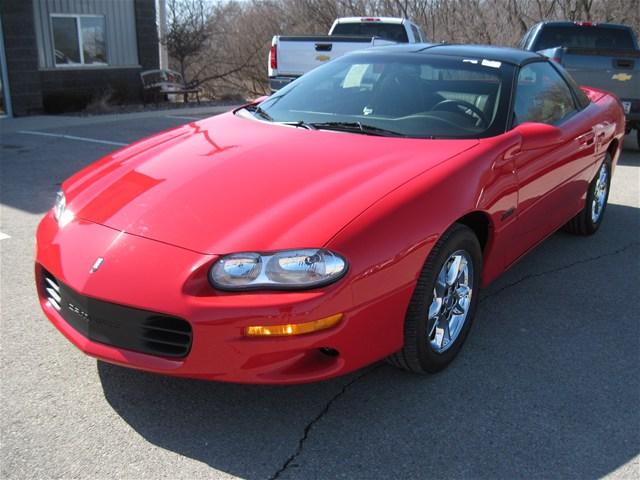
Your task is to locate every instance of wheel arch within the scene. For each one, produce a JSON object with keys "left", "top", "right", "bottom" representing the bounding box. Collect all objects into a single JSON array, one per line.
[
  {"left": 607, "top": 138, "right": 620, "bottom": 159},
  {"left": 454, "top": 210, "right": 492, "bottom": 253},
  {"left": 606, "top": 138, "right": 619, "bottom": 163},
  {"left": 443, "top": 209, "right": 501, "bottom": 287}
]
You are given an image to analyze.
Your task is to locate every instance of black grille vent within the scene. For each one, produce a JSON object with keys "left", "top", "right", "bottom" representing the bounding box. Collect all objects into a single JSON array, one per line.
[
  {"left": 141, "top": 317, "right": 192, "bottom": 357},
  {"left": 41, "top": 268, "right": 192, "bottom": 358},
  {"left": 43, "top": 271, "right": 62, "bottom": 312}
]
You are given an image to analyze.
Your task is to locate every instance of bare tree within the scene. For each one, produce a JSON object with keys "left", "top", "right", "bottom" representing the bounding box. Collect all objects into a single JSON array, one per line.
[
  {"left": 164, "top": 0, "right": 212, "bottom": 82},
  {"left": 161, "top": 0, "right": 640, "bottom": 99}
]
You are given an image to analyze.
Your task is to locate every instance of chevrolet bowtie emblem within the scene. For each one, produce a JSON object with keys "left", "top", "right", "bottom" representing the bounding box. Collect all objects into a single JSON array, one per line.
[
  {"left": 316, "top": 55, "right": 331, "bottom": 62},
  {"left": 612, "top": 73, "right": 632, "bottom": 81},
  {"left": 90, "top": 257, "right": 104, "bottom": 273}
]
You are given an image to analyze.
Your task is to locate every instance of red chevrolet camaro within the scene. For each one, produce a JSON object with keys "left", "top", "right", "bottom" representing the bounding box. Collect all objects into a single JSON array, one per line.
[{"left": 36, "top": 45, "right": 624, "bottom": 384}]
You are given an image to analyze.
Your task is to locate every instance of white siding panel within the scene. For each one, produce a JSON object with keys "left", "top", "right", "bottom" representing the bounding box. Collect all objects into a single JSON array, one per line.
[{"left": 32, "top": 0, "right": 139, "bottom": 68}]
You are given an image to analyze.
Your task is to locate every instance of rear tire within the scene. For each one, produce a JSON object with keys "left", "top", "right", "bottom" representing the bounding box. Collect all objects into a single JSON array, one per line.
[
  {"left": 388, "top": 224, "right": 482, "bottom": 374},
  {"left": 564, "top": 155, "right": 611, "bottom": 235}
]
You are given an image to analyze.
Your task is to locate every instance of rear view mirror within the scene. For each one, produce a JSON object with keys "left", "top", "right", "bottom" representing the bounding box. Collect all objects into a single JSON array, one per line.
[{"left": 515, "top": 122, "right": 564, "bottom": 150}]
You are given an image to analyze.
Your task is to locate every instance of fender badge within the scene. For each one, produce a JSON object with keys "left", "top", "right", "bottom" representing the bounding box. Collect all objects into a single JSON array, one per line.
[
  {"left": 612, "top": 73, "right": 632, "bottom": 81},
  {"left": 316, "top": 55, "right": 331, "bottom": 62},
  {"left": 90, "top": 257, "right": 104, "bottom": 273}
]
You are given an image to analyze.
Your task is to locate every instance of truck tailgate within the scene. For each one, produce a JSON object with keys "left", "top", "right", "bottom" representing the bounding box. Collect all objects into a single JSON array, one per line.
[
  {"left": 559, "top": 48, "right": 640, "bottom": 99},
  {"left": 275, "top": 36, "right": 386, "bottom": 77}
]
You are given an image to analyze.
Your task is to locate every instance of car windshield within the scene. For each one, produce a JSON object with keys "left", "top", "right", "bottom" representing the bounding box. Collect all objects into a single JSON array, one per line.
[{"left": 249, "top": 53, "right": 515, "bottom": 139}]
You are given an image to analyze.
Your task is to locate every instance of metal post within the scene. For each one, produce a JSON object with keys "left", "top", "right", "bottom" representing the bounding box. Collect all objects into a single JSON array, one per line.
[
  {"left": 0, "top": 13, "right": 13, "bottom": 117},
  {"left": 157, "top": 0, "right": 169, "bottom": 70}
]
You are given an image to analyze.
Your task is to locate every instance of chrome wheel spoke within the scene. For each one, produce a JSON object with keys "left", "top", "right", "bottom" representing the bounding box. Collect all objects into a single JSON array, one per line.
[
  {"left": 434, "top": 319, "right": 451, "bottom": 349},
  {"left": 452, "top": 299, "right": 467, "bottom": 316},
  {"left": 428, "top": 294, "right": 443, "bottom": 320},
  {"left": 449, "top": 314, "right": 462, "bottom": 338},
  {"left": 443, "top": 319, "right": 452, "bottom": 347},
  {"left": 591, "top": 164, "right": 608, "bottom": 223},
  {"left": 445, "top": 255, "right": 462, "bottom": 286},
  {"left": 428, "top": 316, "right": 439, "bottom": 338},
  {"left": 456, "top": 284, "right": 471, "bottom": 300},
  {"left": 427, "top": 250, "right": 474, "bottom": 353}
]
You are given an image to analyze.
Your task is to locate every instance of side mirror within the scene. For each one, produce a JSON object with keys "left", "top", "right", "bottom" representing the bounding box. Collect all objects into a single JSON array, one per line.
[{"left": 515, "top": 122, "right": 564, "bottom": 150}]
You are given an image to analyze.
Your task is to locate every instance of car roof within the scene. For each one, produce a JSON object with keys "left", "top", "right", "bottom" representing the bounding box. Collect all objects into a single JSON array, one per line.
[{"left": 360, "top": 43, "right": 544, "bottom": 66}]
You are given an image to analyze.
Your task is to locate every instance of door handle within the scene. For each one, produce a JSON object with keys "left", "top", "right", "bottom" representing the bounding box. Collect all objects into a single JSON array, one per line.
[
  {"left": 576, "top": 131, "right": 595, "bottom": 146},
  {"left": 315, "top": 43, "right": 333, "bottom": 52}
]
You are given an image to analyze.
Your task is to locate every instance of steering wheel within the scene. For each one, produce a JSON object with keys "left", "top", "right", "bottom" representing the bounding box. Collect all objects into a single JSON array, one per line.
[{"left": 431, "top": 99, "right": 489, "bottom": 128}]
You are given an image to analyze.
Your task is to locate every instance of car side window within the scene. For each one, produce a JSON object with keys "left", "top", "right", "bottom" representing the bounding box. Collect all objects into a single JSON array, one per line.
[{"left": 513, "top": 62, "right": 577, "bottom": 126}]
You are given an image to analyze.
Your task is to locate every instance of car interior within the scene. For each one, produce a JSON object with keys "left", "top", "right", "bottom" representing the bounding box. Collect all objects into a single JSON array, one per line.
[{"left": 275, "top": 60, "right": 507, "bottom": 138}]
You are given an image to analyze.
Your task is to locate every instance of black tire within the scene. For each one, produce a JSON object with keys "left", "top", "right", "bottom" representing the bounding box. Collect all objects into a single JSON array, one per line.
[
  {"left": 388, "top": 223, "right": 482, "bottom": 374},
  {"left": 564, "top": 154, "right": 612, "bottom": 235}
]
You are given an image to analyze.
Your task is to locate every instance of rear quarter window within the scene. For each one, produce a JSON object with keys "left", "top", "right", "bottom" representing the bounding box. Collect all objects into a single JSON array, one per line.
[
  {"left": 332, "top": 23, "right": 409, "bottom": 43},
  {"left": 514, "top": 62, "right": 578, "bottom": 125}
]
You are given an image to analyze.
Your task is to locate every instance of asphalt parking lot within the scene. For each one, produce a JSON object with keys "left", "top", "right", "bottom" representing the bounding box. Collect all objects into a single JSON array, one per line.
[{"left": 1, "top": 108, "right": 638, "bottom": 479}]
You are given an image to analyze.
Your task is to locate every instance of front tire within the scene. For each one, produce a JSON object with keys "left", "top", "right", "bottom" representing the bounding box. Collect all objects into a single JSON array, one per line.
[
  {"left": 388, "top": 224, "right": 482, "bottom": 374},
  {"left": 564, "top": 155, "right": 612, "bottom": 235}
]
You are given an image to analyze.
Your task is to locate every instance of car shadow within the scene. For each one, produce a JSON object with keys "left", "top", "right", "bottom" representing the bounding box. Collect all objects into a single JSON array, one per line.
[{"left": 98, "top": 202, "right": 640, "bottom": 479}]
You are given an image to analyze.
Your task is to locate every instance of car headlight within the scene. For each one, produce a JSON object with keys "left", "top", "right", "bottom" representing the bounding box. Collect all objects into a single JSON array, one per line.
[
  {"left": 210, "top": 249, "right": 347, "bottom": 290},
  {"left": 53, "top": 191, "right": 74, "bottom": 226},
  {"left": 53, "top": 191, "right": 66, "bottom": 222}
]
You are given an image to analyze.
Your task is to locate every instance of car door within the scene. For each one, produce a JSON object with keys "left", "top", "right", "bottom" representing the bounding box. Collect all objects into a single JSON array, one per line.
[{"left": 506, "top": 61, "right": 597, "bottom": 266}]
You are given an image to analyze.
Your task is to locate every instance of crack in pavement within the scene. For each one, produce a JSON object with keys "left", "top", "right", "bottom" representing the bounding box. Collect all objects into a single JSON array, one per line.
[
  {"left": 479, "top": 242, "right": 640, "bottom": 304},
  {"left": 268, "top": 364, "right": 382, "bottom": 480},
  {"left": 267, "top": 242, "right": 639, "bottom": 480}
]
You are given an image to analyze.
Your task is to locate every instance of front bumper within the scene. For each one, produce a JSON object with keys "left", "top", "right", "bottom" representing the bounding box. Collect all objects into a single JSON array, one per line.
[{"left": 35, "top": 214, "right": 408, "bottom": 384}]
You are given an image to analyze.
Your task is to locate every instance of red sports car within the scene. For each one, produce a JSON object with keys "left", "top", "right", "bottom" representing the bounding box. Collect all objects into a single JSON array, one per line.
[{"left": 36, "top": 45, "right": 624, "bottom": 384}]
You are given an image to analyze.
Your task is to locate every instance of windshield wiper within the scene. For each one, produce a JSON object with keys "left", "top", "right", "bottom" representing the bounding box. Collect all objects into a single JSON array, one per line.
[
  {"left": 245, "top": 104, "right": 274, "bottom": 122},
  {"left": 244, "top": 105, "right": 316, "bottom": 130},
  {"left": 281, "top": 120, "right": 317, "bottom": 130},
  {"left": 309, "top": 121, "right": 407, "bottom": 137}
]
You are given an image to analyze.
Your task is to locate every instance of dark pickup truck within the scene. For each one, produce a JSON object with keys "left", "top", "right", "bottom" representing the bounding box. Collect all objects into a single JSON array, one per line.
[{"left": 520, "top": 21, "right": 640, "bottom": 142}]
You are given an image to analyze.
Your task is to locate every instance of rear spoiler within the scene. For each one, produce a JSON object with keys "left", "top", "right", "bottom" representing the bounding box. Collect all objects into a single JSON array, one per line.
[{"left": 581, "top": 86, "right": 609, "bottom": 103}]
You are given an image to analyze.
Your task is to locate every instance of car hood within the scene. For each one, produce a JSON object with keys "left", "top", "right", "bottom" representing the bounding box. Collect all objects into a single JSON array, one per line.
[{"left": 66, "top": 112, "right": 478, "bottom": 254}]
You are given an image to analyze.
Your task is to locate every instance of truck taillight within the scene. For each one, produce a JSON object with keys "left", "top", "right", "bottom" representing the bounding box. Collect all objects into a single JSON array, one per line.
[{"left": 270, "top": 45, "right": 277, "bottom": 70}]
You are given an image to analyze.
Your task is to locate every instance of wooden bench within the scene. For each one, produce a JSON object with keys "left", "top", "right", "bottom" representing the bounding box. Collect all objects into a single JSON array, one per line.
[{"left": 140, "top": 69, "right": 201, "bottom": 105}]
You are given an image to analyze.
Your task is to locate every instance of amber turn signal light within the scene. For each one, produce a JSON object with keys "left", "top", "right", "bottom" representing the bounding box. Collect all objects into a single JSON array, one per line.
[{"left": 244, "top": 313, "right": 343, "bottom": 337}]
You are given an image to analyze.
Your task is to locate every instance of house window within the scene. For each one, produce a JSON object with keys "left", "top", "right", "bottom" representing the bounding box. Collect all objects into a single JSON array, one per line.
[{"left": 51, "top": 15, "right": 107, "bottom": 66}]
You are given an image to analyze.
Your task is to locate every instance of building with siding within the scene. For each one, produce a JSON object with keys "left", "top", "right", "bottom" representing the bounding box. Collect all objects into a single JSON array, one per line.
[{"left": 0, "top": 0, "right": 159, "bottom": 116}]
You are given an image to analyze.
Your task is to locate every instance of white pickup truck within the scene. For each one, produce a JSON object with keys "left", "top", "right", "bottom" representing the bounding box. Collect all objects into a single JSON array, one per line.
[{"left": 268, "top": 17, "right": 426, "bottom": 91}]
